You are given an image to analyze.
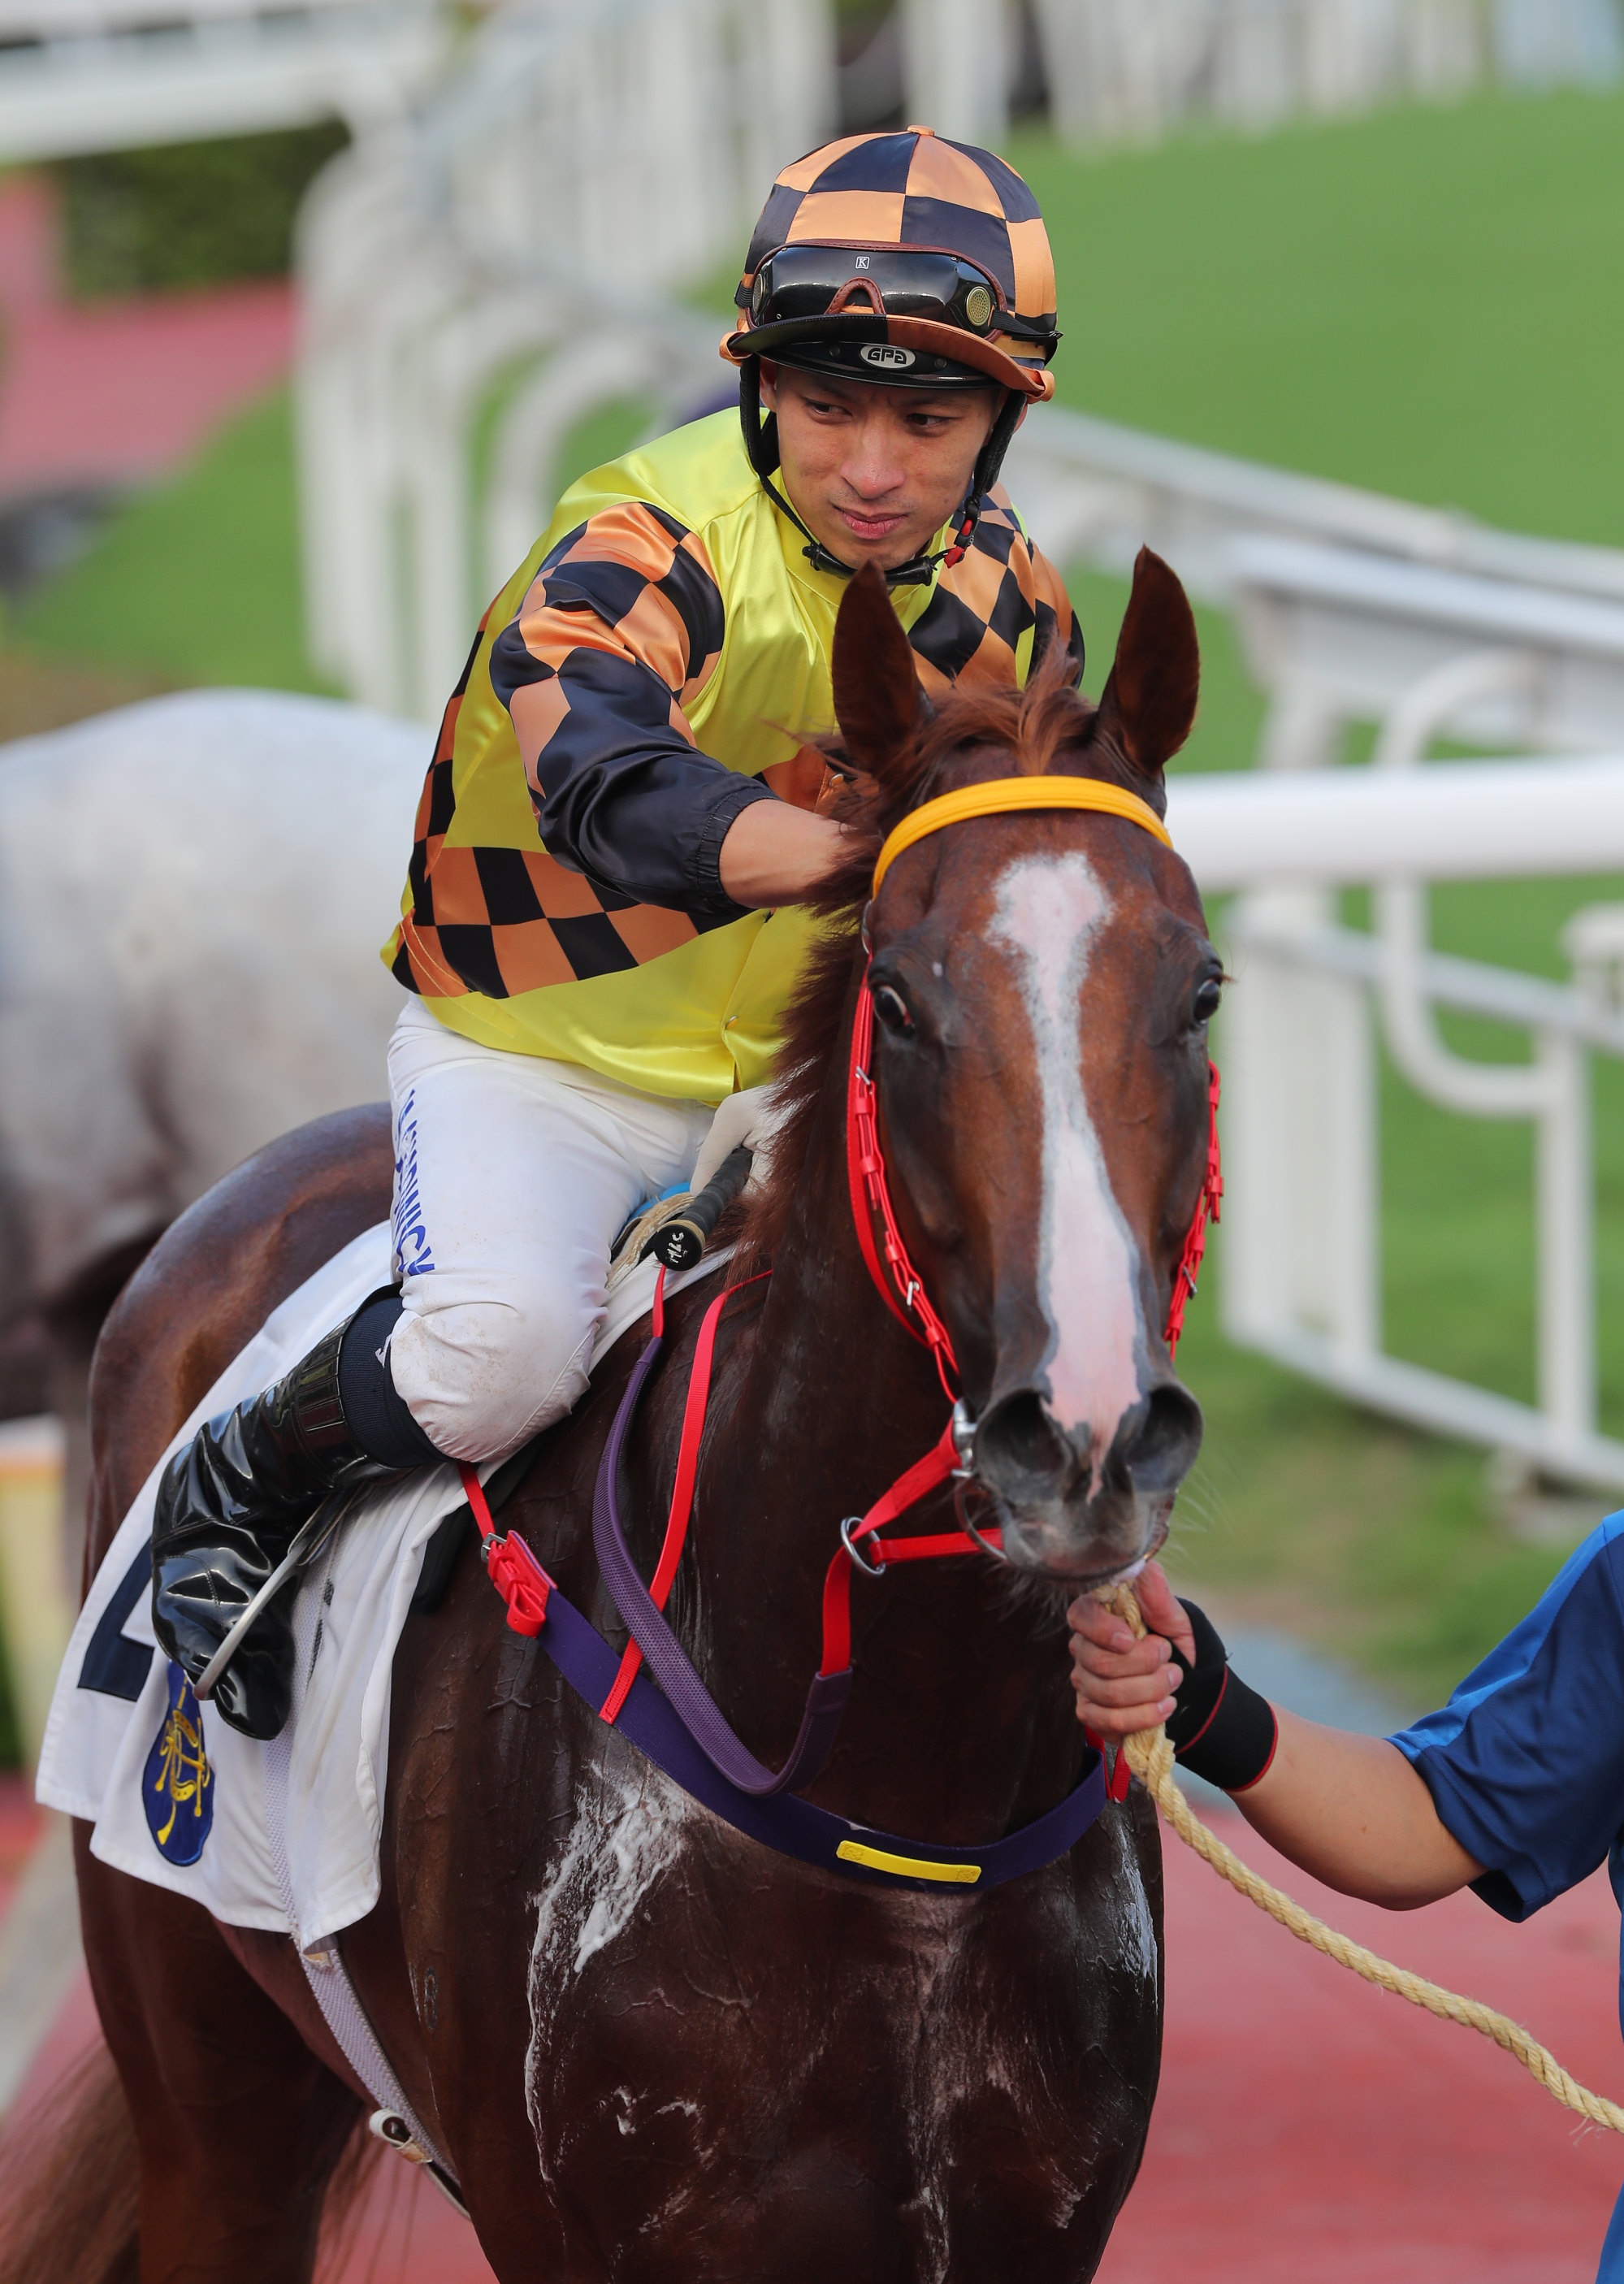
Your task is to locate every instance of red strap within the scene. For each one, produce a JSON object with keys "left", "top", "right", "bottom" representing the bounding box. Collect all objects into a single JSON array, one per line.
[
  {"left": 601, "top": 1280, "right": 731, "bottom": 1721},
  {"left": 460, "top": 1462, "right": 553, "bottom": 1639},
  {"left": 845, "top": 981, "right": 959, "bottom": 1399},
  {"left": 1163, "top": 1062, "right": 1223, "bottom": 1357},
  {"left": 1083, "top": 1725, "right": 1135, "bottom": 1802},
  {"left": 845, "top": 982, "right": 912, "bottom": 1336},
  {"left": 816, "top": 1423, "right": 1000, "bottom": 1676}
]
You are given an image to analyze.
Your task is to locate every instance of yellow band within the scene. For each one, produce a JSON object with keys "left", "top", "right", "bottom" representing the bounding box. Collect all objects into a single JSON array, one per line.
[
  {"left": 835, "top": 1839, "right": 982, "bottom": 1884},
  {"left": 871, "top": 775, "right": 1173, "bottom": 895}
]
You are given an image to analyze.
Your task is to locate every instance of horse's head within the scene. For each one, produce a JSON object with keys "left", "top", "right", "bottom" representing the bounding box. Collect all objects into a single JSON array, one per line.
[{"left": 828, "top": 546, "right": 1214, "bottom": 1586}]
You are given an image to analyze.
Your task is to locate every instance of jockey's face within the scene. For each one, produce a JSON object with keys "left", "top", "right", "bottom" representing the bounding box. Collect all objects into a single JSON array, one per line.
[{"left": 761, "top": 362, "right": 1003, "bottom": 574}]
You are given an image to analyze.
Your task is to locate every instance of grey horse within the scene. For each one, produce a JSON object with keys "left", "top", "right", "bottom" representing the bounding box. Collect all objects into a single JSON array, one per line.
[{"left": 0, "top": 687, "right": 426, "bottom": 1580}]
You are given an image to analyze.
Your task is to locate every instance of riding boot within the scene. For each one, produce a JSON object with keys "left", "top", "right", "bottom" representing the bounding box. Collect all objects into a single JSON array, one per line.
[{"left": 151, "top": 1288, "right": 438, "bottom": 1741}]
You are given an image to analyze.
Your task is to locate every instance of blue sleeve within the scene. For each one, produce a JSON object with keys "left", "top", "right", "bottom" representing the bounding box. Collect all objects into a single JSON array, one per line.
[{"left": 1389, "top": 1512, "right": 1624, "bottom": 1922}]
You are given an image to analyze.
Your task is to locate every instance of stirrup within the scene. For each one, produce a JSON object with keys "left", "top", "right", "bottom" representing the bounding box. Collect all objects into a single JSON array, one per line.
[{"left": 191, "top": 1490, "right": 356, "bottom": 1705}]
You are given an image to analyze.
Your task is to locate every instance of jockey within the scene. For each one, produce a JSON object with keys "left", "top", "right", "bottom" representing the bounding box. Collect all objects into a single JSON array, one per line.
[{"left": 150, "top": 127, "right": 1083, "bottom": 1740}]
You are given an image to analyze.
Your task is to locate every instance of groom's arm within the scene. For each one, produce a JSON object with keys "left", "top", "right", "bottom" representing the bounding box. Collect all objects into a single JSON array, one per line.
[{"left": 1068, "top": 1562, "right": 1481, "bottom": 1909}]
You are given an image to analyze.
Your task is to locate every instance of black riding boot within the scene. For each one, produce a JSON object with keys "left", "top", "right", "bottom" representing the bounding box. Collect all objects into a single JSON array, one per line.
[{"left": 151, "top": 1288, "right": 438, "bottom": 1741}]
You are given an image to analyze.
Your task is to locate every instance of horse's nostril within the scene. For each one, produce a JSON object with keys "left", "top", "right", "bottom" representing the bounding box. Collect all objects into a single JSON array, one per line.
[
  {"left": 975, "top": 1389, "right": 1075, "bottom": 1499},
  {"left": 1119, "top": 1382, "right": 1204, "bottom": 1493},
  {"left": 977, "top": 1382, "right": 1203, "bottom": 1508}
]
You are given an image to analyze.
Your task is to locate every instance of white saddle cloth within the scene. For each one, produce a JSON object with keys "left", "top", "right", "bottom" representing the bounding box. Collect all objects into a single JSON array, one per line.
[{"left": 36, "top": 1224, "right": 705, "bottom": 1948}]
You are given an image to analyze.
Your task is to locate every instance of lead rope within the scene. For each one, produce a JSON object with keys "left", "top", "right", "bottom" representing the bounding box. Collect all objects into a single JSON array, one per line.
[{"left": 1098, "top": 1580, "right": 1624, "bottom": 2134}]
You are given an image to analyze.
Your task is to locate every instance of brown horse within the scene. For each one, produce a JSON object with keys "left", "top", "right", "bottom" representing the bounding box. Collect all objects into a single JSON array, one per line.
[{"left": 16, "top": 546, "right": 1216, "bottom": 2283}]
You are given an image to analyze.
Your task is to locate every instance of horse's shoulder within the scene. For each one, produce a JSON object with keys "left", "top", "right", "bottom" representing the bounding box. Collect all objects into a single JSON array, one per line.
[{"left": 84, "top": 1104, "right": 392, "bottom": 1577}]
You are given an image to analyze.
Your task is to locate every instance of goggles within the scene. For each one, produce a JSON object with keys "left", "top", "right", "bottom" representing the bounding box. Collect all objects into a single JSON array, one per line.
[{"left": 743, "top": 245, "right": 1056, "bottom": 355}]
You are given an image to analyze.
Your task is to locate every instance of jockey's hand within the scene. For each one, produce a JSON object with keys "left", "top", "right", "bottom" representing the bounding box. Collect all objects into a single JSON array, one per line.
[
  {"left": 1067, "top": 1560, "right": 1197, "bottom": 1742},
  {"left": 718, "top": 797, "right": 846, "bottom": 906},
  {"left": 691, "top": 1085, "right": 784, "bottom": 1199}
]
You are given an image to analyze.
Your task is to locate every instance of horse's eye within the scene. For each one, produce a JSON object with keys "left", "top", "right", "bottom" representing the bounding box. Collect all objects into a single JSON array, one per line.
[
  {"left": 1193, "top": 976, "right": 1222, "bottom": 1025},
  {"left": 873, "top": 983, "right": 915, "bottom": 1037}
]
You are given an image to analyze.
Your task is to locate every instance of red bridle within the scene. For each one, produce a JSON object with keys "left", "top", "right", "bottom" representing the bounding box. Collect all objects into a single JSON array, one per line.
[
  {"left": 847, "top": 986, "right": 1222, "bottom": 1372},
  {"left": 847, "top": 769, "right": 1220, "bottom": 1373},
  {"left": 587, "top": 778, "right": 1223, "bottom": 1740},
  {"left": 842, "top": 965, "right": 1219, "bottom": 1537}
]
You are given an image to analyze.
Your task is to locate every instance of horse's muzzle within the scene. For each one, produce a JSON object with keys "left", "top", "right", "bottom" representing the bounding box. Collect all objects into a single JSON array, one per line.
[{"left": 968, "top": 1378, "right": 1203, "bottom": 1580}]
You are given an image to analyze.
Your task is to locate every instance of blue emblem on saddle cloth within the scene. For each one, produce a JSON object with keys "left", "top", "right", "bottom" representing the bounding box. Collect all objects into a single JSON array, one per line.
[{"left": 142, "top": 1662, "right": 214, "bottom": 1866}]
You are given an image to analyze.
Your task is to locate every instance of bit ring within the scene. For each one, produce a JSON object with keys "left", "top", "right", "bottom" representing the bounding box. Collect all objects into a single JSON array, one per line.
[{"left": 839, "top": 1515, "right": 887, "bottom": 1577}]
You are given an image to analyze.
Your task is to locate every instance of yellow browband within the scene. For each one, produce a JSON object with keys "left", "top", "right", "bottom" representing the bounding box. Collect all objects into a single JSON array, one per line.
[{"left": 871, "top": 775, "right": 1173, "bottom": 895}]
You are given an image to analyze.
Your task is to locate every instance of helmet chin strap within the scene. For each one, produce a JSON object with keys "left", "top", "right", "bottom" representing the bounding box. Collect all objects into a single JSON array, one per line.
[{"left": 738, "top": 362, "right": 1024, "bottom": 590}]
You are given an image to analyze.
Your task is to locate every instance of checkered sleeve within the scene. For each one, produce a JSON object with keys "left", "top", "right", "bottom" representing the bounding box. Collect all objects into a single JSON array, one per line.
[
  {"left": 908, "top": 490, "right": 1085, "bottom": 692},
  {"left": 489, "top": 501, "right": 775, "bottom": 919}
]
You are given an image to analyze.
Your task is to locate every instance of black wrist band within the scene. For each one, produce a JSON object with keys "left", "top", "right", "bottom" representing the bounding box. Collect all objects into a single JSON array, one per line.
[{"left": 1163, "top": 1597, "right": 1278, "bottom": 1793}]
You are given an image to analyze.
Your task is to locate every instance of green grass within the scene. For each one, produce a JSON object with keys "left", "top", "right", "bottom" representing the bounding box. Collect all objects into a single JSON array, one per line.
[
  {"left": 13, "top": 389, "right": 331, "bottom": 692},
  {"left": 51, "top": 122, "right": 349, "bottom": 297},
  {"left": 1008, "top": 86, "right": 1624, "bottom": 546},
  {"left": 17, "top": 87, "right": 1624, "bottom": 1710},
  {"left": 3, "top": 380, "right": 669, "bottom": 700}
]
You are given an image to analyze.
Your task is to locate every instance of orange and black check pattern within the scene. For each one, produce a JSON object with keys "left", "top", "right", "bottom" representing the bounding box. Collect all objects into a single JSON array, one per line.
[
  {"left": 909, "top": 490, "right": 1081, "bottom": 694},
  {"left": 390, "top": 483, "right": 1081, "bottom": 1006},
  {"left": 391, "top": 502, "right": 764, "bottom": 1003},
  {"left": 739, "top": 130, "right": 1056, "bottom": 377}
]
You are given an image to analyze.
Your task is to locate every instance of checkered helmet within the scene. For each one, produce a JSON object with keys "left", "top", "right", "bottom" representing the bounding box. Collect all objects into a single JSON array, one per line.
[{"left": 722, "top": 126, "right": 1059, "bottom": 401}]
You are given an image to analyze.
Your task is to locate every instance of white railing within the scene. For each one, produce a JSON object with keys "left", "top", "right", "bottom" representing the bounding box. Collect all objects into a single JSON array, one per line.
[
  {"left": 1172, "top": 750, "right": 1624, "bottom": 1485},
  {"left": 296, "top": 0, "right": 834, "bottom": 722},
  {"left": 0, "top": 0, "right": 451, "bottom": 159},
  {"left": 1029, "top": 0, "right": 1618, "bottom": 147},
  {"left": 1002, "top": 410, "right": 1624, "bottom": 613},
  {"left": 1182, "top": 529, "right": 1624, "bottom": 1483},
  {"left": 1228, "top": 535, "right": 1624, "bottom": 769},
  {"left": 890, "top": 0, "right": 1621, "bottom": 148}
]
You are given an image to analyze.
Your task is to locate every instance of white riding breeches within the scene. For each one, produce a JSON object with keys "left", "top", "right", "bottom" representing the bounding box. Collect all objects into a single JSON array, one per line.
[{"left": 384, "top": 1000, "right": 712, "bottom": 1465}]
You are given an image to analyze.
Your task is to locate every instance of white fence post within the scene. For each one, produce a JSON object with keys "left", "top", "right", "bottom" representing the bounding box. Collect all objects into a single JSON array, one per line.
[
  {"left": 1170, "top": 748, "right": 1624, "bottom": 1488},
  {"left": 295, "top": 0, "right": 836, "bottom": 723},
  {"left": 900, "top": 0, "right": 1010, "bottom": 140}
]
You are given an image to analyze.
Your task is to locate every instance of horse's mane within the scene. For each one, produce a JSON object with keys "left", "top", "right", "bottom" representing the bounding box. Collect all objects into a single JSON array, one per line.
[{"left": 733, "top": 655, "right": 1117, "bottom": 1281}]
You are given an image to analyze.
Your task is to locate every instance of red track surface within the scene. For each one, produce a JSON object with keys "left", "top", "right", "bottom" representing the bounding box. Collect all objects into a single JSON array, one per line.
[
  {"left": 7, "top": 1788, "right": 1621, "bottom": 2277},
  {"left": 0, "top": 177, "right": 294, "bottom": 502},
  {"left": 1102, "top": 1806, "right": 1623, "bottom": 2284}
]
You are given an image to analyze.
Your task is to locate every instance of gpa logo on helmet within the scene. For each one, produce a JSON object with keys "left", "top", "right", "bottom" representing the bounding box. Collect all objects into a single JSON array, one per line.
[{"left": 859, "top": 344, "right": 916, "bottom": 370}]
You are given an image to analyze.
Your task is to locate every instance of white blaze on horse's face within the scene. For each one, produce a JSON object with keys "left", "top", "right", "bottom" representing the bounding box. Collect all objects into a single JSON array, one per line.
[{"left": 990, "top": 852, "right": 1145, "bottom": 1496}]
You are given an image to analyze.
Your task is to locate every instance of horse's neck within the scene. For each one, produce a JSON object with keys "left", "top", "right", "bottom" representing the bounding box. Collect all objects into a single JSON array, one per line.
[{"left": 691, "top": 1008, "right": 1081, "bottom": 1845}]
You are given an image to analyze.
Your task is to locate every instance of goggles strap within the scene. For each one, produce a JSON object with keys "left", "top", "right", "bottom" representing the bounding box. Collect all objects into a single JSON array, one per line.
[{"left": 740, "top": 363, "right": 854, "bottom": 573}]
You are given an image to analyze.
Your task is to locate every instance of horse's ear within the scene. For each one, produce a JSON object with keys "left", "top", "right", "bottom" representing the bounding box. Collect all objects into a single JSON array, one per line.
[
  {"left": 832, "top": 561, "right": 923, "bottom": 786},
  {"left": 1093, "top": 547, "right": 1199, "bottom": 779}
]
